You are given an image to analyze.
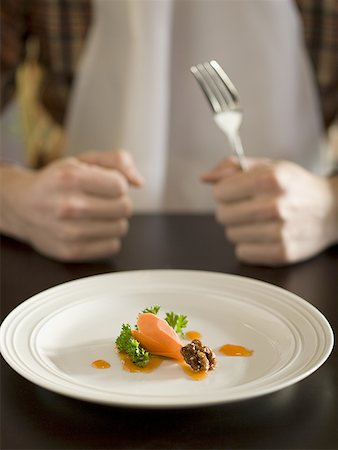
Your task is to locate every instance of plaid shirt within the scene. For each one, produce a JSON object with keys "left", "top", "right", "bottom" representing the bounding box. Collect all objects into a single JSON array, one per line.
[{"left": 1, "top": 0, "right": 337, "bottom": 164}]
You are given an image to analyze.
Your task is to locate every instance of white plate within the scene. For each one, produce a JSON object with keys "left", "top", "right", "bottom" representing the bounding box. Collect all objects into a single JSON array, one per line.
[{"left": 0, "top": 270, "right": 333, "bottom": 408}]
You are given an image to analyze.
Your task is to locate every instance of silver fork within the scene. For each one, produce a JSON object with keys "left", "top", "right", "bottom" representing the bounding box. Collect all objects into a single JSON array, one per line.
[{"left": 190, "top": 60, "right": 248, "bottom": 171}]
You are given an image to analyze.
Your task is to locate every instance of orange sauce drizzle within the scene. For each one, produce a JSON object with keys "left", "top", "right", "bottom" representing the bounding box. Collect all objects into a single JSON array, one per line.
[
  {"left": 118, "top": 352, "right": 164, "bottom": 373},
  {"left": 185, "top": 330, "right": 202, "bottom": 340},
  {"left": 179, "top": 361, "right": 208, "bottom": 381},
  {"left": 91, "top": 359, "right": 111, "bottom": 369},
  {"left": 92, "top": 331, "right": 254, "bottom": 381},
  {"left": 219, "top": 344, "right": 253, "bottom": 357}
]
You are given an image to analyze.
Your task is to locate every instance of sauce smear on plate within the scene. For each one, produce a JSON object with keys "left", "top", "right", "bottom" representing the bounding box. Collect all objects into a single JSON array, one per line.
[
  {"left": 185, "top": 330, "right": 202, "bottom": 340},
  {"left": 91, "top": 359, "right": 111, "bottom": 369},
  {"left": 179, "top": 362, "right": 208, "bottom": 381},
  {"left": 118, "top": 353, "right": 163, "bottom": 373},
  {"left": 219, "top": 344, "right": 253, "bottom": 357}
]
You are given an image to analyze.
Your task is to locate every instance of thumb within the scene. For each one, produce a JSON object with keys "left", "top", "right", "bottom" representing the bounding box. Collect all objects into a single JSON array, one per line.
[{"left": 77, "top": 149, "right": 144, "bottom": 187}]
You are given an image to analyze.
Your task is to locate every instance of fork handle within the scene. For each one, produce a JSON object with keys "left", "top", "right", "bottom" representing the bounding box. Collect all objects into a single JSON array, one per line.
[{"left": 231, "top": 133, "right": 248, "bottom": 171}]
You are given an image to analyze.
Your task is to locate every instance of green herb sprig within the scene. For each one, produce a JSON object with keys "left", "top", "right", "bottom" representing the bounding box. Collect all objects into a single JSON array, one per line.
[
  {"left": 115, "top": 324, "right": 149, "bottom": 367},
  {"left": 142, "top": 305, "right": 161, "bottom": 315},
  {"left": 165, "top": 312, "right": 188, "bottom": 337}
]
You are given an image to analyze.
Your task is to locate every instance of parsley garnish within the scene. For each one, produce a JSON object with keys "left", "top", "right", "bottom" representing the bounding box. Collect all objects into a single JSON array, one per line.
[
  {"left": 142, "top": 305, "right": 161, "bottom": 315},
  {"left": 115, "top": 324, "right": 149, "bottom": 367},
  {"left": 165, "top": 312, "right": 188, "bottom": 337}
]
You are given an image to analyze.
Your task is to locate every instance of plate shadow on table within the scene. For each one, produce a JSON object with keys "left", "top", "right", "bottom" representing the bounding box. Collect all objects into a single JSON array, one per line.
[{"left": 1, "top": 358, "right": 336, "bottom": 450}]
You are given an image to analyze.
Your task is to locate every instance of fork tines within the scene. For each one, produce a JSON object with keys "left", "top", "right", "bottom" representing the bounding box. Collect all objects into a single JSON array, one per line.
[{"left": 190, "top": 60, "right": 239, "bottom": 113}]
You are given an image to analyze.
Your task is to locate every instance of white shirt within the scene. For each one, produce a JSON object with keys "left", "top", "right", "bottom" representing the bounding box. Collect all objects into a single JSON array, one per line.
[{"left": 65, "top": 0, "right": 325, "bottom": 212}]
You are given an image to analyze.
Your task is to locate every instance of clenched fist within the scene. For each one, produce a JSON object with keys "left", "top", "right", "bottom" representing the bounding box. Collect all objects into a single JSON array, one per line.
[
  {"left": 202, "top": 158, "right": 338, "bottom": 266},
  {"left": 0, "top": 150, "right": 143, "bottom": 261}
]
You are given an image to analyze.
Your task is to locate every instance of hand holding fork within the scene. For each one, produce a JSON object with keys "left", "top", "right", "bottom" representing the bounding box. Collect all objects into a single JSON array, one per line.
[{"left": 190, "top": 60, "right": 338, "bottom": 266}]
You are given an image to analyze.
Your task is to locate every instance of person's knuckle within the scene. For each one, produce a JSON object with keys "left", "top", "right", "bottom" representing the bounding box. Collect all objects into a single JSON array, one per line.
[
  {"left": 55, "top": 159, "right": 82, "bottom": 189},
  {"left": 276, "top": 221, "right": 292, "bottom": 245},
  {"left": 110, "top": 239, "right": 122, "bottom": 255},
  {"left": 114, "top": 149, "right": 132, "bottom": 166},
  {"left": 274, "top": 163, "right": 291, "bottom": 190},
  {"left": 276, "top": 242, "right": 290, "bottom": 263},
  {"left": 56, "top": 195, "right": 85, "bottom": 219},
  {"left": 234, "top": 244, "right": 246, "bottom": 261},
  {"left": 58, "top": 239, "right": 121, "bottom": 262},
  {"left": 55, "top": 198, "right": 74, "bottom": 219},
  {"left": 225, "top": 226, "right": 237, "bottom": 242},
  {"left": 269, "top": 202, "right": 281, "bottom": 220},
  {"left": 57, "top": 224, "right": 78, "bottom": 242},
  {"left": 215, "top": 206, "right": 225, "bottom": 224},
  {"left": 113, "top": 172, "right": 128, "bottom": 196},
  {"left": 273, "top": 161, "right": 297, "bottom": 192},
  {"left": 265, "top": 241, "right": 291, "bottom": 266},
  {"left": 256, "top": 167, "right": 283, "bottom": 193},
  {"left": 274, "top": 197, "right": 287, "bottom": 220},
  {"left": 58, "top": 157, "right": 78, "bottom": 168},
  {"left": 259, "top": 197, "right": 284, "bottom": 221},
  {"left": 280, "top": 236, "right": 300, "bottom": 264},
  {"left": 120, "top": 196, "right": 133, "bottom": 217},
  {"left": 116, "top": 219, "right": 129, "bottom": 237},
  {"left": 55, "top": 243, "right": 83, "bottom": 262}
]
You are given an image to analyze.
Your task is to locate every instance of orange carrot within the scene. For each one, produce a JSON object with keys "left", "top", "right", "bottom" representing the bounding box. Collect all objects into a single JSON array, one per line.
[{"left": 131, "top": 313, "right": 183, "bottom": 360}]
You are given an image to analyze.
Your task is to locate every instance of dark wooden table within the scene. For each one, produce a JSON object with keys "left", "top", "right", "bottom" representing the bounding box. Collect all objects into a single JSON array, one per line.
[{"left": 1, "top": 214, "right": 338, "bottom": 449}]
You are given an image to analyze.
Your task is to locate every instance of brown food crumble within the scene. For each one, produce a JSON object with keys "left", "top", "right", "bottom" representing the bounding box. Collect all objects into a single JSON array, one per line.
[{"left": 180, "top": 339, "right": 217, "bottom": 372}]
